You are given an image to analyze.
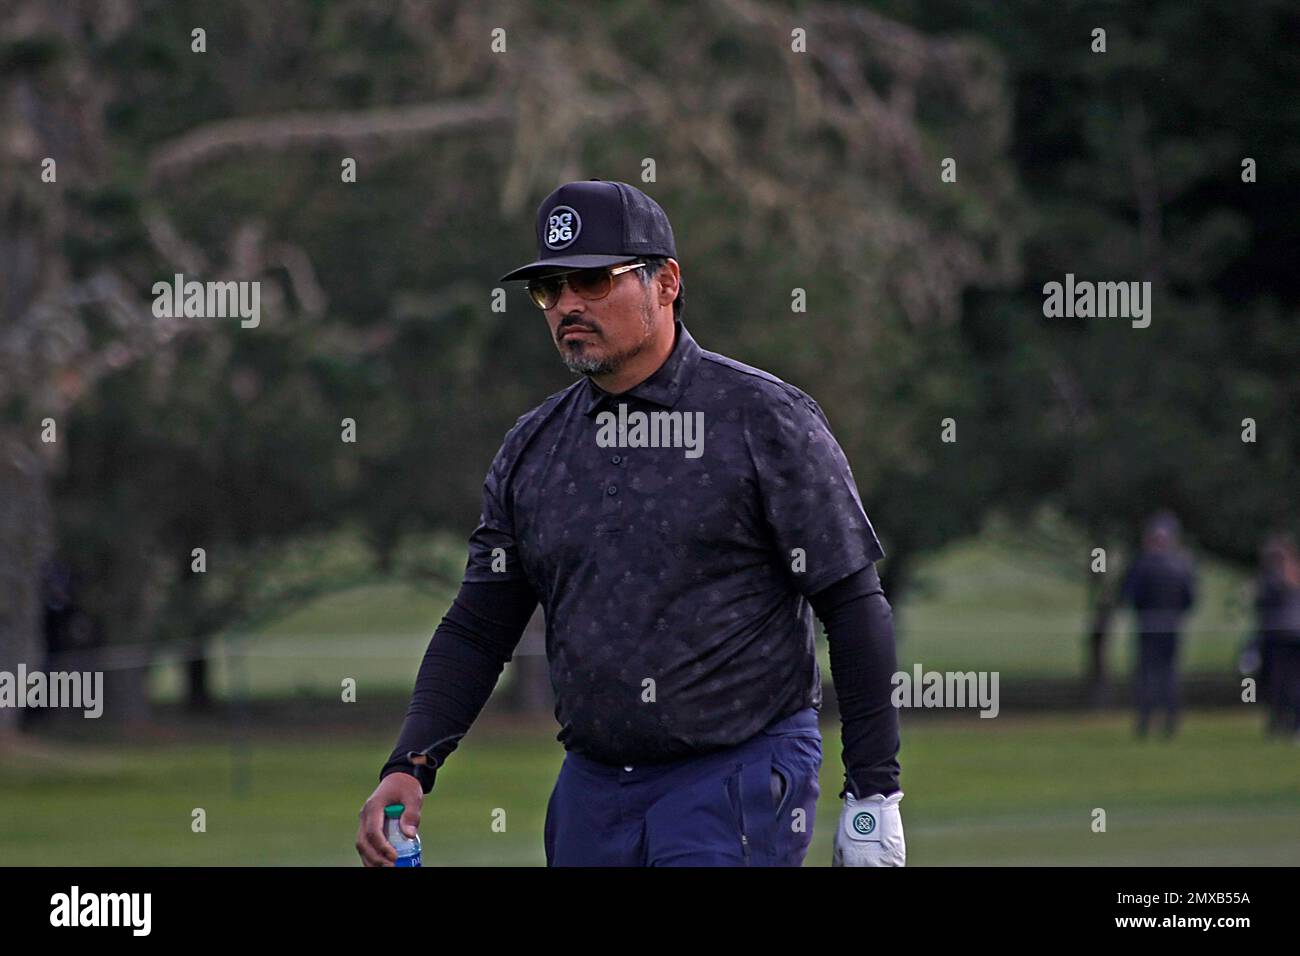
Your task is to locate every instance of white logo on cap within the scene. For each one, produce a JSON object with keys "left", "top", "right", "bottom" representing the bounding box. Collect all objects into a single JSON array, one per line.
[{"left": 545, "top": 205, "right": 581, "bottom": 250}]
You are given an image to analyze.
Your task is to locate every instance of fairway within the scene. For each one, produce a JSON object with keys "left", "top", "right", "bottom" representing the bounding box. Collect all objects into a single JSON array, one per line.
[
  {"left": 2, "top": 710, "right": 1294, "bottom": 866},
  {"left": 143, "top": 533, "right": 1256, "bottom": 703},
  {"left": 10, "top": 531, "right": 1277, "bottom": 867}
]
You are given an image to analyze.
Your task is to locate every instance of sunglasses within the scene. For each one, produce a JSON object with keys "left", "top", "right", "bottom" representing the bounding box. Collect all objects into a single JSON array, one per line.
[{"left": 526, "top": 261, "right": 646, "bottom": 310}]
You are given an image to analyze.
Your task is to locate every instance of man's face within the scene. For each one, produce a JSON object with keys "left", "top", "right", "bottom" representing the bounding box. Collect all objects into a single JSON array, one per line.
[{"left": 541, "top": 264, "right": 658, "bottom": 376}]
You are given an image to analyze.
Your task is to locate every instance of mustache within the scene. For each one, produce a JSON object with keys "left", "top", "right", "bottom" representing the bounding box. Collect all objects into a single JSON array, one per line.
[{"left": 557, "top": 318, "right": 599, "bottom": 339}]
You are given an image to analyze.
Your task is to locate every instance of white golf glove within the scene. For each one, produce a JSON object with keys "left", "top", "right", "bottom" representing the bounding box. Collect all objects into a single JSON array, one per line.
[{"left": 832, "top": 790, "right": 905, "bottom": 867}]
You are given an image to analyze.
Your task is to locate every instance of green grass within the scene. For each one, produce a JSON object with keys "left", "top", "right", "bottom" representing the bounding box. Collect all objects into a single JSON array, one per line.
[
  {"left": 898, "top": 535, "right": 1252, "bottom": 678},
  {"left": 27, "top": 527, "right": 1272, "bottom": 866},
  {"left": 149, "top": 580, "right": 457, "bottom": 702},
  {"left": 147, "top": 531, "right": 1254, "bottom": 704},
  {"left": 2, "top": 710, "right": 1294, "bottom": 865}
]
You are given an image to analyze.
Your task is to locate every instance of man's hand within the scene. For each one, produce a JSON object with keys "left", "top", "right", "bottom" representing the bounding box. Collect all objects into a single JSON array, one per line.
[
  {"left": 832, "top": 790, "right": 905, "bottom": 867},
  {"left": 356, "top": 771, "right": 425, "bottom": 867}
]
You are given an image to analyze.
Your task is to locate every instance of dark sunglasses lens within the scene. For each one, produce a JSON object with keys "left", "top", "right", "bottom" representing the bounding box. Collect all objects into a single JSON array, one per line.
[
  {"left": 528, "top": 277, "right": 561, "bottom": 308},
  {"left": 527, "top": 267, "right": 618, "bottom": 308},
  {"left": 569, "top": 269, "right": 611, "bottom": 298}
]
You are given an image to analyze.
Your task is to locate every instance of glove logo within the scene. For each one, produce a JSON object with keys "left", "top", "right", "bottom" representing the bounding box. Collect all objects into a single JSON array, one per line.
[
  {"left": 853, "top": 811, "right": 876, "bottom": 836},
  {"left": 545, "top": 206, "right": 581, "bottom": 250}
]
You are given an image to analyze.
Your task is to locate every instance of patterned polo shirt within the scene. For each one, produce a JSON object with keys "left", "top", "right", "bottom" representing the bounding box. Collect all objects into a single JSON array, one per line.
[{"left": 464, "top": 318, "right": 885, "bottom": 764}]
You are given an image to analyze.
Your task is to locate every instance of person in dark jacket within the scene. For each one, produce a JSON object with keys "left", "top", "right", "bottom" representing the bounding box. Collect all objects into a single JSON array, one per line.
[
  {"left": 1117, "top": 511, "right": 1197, "bottom": 739},
  {"left": 1254, "top": 533, "right": 1300, "bottom": 739}
]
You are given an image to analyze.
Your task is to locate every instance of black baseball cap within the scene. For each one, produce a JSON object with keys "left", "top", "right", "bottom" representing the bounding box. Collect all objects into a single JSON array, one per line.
[{"left": 499, "top": 179, "right": 677, "bottom": 282}]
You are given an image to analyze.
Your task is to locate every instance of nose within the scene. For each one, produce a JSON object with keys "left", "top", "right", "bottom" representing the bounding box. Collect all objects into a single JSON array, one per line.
[{"left": 552, "top": 276, "right": 587, "bottom": 315}]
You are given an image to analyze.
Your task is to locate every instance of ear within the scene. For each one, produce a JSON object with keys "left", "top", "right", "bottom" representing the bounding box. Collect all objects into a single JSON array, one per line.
[{"left": 658, "top": 259, "right": 681, "bottom": 306}]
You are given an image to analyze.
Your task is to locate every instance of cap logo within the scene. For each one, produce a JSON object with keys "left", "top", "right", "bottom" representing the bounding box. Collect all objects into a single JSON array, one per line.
[{"left": 544, "top": 205, "right": 581, "bottom": 250}]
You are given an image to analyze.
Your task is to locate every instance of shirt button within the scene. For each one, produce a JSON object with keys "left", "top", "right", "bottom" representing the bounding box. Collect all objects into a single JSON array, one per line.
[
  {"left": 623, "top": 765, "right": 633, "bottom": 772},
  {"left": 611, "top": 455, "right": 622, "bottom": 465},
  {"left": 607, "top": 485, "right": 618, "bottom": 495}
]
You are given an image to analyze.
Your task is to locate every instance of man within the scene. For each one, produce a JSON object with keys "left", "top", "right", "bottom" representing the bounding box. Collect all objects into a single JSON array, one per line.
[
  {"left": 1117, "top": 511, "right": 1198, "bottom": 739},
  {"left": 355, "top": 179, "right": 903, "bottom": 866},
  {"left": 1253, "top": 533, "right": 1300, "bottom": 738}
]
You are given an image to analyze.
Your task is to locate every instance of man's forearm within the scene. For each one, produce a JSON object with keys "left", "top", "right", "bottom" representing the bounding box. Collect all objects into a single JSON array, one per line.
[
  {"left": 809, "top": 562, "right": 901, "bottom": 799},
  {"left": 380, "top": 577, "right": 538, "bottom": 793}
]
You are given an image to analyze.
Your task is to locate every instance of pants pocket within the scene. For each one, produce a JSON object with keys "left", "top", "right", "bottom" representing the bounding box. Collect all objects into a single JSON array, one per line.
[
  {"left": 723, "top": 767, "right": 748, "bottom": 865},
  {"left": 723, "top": 757, "right": 778, "bottom": 866},
  {"left": 770, "top": 767, "right": 788, "bottom": 809},
  {"left": 767, "top": 735, "right": 822, "bottom": 865}
]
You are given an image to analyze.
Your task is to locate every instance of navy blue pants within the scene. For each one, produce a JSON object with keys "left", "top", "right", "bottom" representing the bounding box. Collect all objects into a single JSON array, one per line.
[
  {"left": 1265, "top": 640, "right": 1300, "bottom": 734},
  {"left": 1135, "top": 632, "right": 1180, "bottom": 735},
  {"left": 544, "top": 707, "right": 822, "bottom": 866}
]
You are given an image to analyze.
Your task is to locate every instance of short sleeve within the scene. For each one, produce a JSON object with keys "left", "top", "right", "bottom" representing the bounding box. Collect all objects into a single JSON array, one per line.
[
  {"left": 749, "top": 392, "right": 885, "bottom": 596},
  {"left": 463, "top": 444, "right": 529, "bottom": 584}
]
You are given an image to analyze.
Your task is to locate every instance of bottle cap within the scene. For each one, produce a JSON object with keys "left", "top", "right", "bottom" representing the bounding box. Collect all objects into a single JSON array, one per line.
[{"left": 383, "top": 804, "right": 404, "bottom": 819}]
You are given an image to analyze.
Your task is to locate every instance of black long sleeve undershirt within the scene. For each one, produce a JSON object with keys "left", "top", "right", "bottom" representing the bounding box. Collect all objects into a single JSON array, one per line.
[
  {"left": 808, "top": 562, "right": 901, "bottom": 799},
  {"left": 380, "top": 563, "right": 900, "bottom": 800},
  {"left": 379, "top": 577, "right": 538, "bottom": 793}
]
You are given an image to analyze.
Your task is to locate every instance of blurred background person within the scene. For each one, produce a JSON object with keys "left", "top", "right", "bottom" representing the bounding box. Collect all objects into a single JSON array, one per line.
[
  {"left": 1118, "top": 511, "right": 1198, "bottom": 739},
  {"left": 1254, "top": 533, "right": 1300, "bottom": 739}
]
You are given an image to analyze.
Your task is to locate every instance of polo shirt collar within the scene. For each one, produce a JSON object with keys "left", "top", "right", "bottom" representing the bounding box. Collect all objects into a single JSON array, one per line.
[{"left": 582, "top": 319, "right": 702, "bottom": 416}]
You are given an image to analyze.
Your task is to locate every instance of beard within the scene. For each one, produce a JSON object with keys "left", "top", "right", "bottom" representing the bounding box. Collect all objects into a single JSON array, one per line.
[{"left": 557, "top": 294, "right": 656, "bottom": 376}]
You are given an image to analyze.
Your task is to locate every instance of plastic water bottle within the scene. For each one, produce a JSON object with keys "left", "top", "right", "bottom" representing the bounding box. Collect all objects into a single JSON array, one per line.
[{"left": 384, "top": 803, "right": 421, "bottom": 867}]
